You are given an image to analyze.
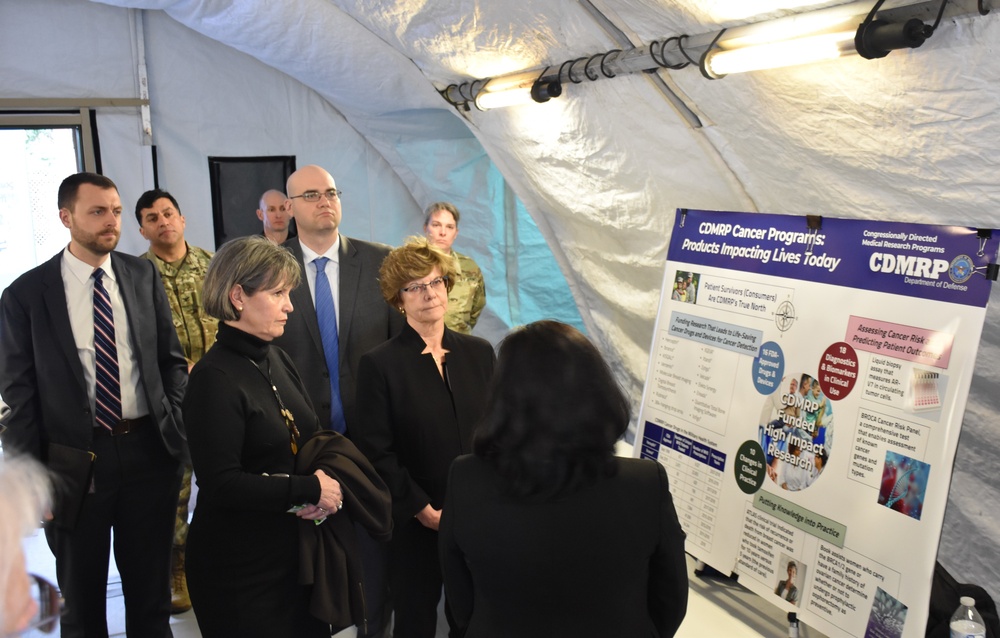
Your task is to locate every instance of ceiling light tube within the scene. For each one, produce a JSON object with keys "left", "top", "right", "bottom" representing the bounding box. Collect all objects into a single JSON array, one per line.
[
  {"left": 473, "top": 72, "right": 563, "bottom": 110},
  {"left": 478, "top": 70, "right": 543, "bottom": 94},
  {"left": 718, "top": 11, "right": 860, "bottom": 49},
  {"left": 705, "top": 29, "right": 857, "bottom": 76},
  {"left": 474, "top": 86, "right": 536, "bottom": 110}
]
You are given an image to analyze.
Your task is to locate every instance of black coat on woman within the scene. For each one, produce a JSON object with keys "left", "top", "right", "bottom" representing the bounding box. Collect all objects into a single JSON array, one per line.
[
  {"left": 353, "top": 321, "right": 495, "bottom": 521},
  {"left": 440, "top": 455, "right": 689, "bottom": 638},
  {"left": 182, "top": 322, "right": 329, "bottom": 638},
  {"left": 353, "top": 320, "right": 495, "bottom": 637}
]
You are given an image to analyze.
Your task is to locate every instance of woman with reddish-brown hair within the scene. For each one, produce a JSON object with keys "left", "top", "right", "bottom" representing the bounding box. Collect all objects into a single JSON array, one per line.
[{"left": 353, "top": 236, "right": 495, "bottom": 638}]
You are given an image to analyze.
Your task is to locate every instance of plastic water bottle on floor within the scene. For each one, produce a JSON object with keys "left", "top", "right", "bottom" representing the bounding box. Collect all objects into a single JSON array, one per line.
[{"left": 950, "top": 596, "right": 986, "bottom": 638}]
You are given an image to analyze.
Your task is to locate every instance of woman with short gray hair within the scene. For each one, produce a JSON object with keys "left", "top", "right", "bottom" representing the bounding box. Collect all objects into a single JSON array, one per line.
[{"left": 183, "top": 236, "right": 341, "bottom": 638}]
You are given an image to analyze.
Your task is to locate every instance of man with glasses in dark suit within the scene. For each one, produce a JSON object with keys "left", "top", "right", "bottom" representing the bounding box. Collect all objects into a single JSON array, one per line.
[{"left": 273, "top": 164, "right": 402, "bottom": 638}]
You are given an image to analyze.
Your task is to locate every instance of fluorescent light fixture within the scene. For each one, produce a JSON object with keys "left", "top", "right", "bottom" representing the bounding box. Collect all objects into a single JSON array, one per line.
[
  {"left": 855, "top": 18, "right": 932, "bottom": 59},
  {"left": 474, "top": 73, "right": 562, "bottom": 110},
  {"left": 477, "top": 70, "right": 542, "bottom": 94},
  {"left": 720, "top": 12, "right": 858, "bottom": 49},
  {"left": 475, "top": 86, "right": 536, "bottom": 110},
  {"left": 706, "top": 0, "right": 941, "bottom": 76},
  {"left": 706, "top": 29, "right": 856, "bottom": 76},
  {"left": 443, "top": 0, "right": 976, "bottom": 109}
]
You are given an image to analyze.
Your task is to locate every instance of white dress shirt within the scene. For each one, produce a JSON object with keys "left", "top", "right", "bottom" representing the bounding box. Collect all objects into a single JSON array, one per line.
[
  {"left": 61, "top": 247, "right": 149, "bottom": 421},
  {"left": 300, "top": 237, "right": 341, "bottom": 331}
]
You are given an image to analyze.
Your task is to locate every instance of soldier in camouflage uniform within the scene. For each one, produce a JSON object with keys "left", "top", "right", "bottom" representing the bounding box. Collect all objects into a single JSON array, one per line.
[
  {"left": 423, "top": 201, "right": 486, "bottom": 333},
  {"left": 135, "top": 189, "right": 218, "bottom": 614}
]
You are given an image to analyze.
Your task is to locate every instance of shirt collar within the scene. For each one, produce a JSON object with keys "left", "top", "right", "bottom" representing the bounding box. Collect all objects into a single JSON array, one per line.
[
  {"left": 300, "top": 236, "right": 340, "bottom": 267},
  {"left": 63, "top": 246, "right": 114, "bottom": 285}
]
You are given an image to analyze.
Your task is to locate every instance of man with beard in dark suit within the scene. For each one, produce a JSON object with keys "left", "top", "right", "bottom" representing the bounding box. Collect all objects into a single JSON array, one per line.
[{"left": 0, "top": 172, "right": 188, "bottom": 638}]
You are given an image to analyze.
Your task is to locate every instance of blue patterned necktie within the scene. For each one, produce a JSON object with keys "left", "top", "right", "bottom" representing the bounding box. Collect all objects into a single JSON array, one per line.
[
  {"left": 313, "top": 257, "right": 346, "bottom": 433},
  {"left": 92, "top": 269, "right": 122, "bottom": 431}
]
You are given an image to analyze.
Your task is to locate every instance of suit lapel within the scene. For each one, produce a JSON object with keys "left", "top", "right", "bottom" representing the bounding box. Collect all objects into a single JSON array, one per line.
[
  {"left": 110, "top": 254, "right": 142, "bottom": 360},
  {"left": 338, "top": 236, "right": 360, "bottom": 361},
  {"left": 288, "top": 238, "right": 325, "bottom": 356},
  {"left": 40, "top": 253, "right": 87, "bottom": 397}
]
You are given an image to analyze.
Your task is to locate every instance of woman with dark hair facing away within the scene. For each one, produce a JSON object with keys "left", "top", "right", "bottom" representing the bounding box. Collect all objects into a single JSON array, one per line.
[
  {"left": 440, "top": 320, "right": 689, "bottom": 638},
  {"left": 183, "top": 236, "right": 350, "bottom": 638},
  {"left": 353, "top": 236, "right": 495, "bottom": 637}
]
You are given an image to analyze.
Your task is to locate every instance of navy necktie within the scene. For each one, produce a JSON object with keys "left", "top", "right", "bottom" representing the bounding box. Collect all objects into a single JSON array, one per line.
[
  {"left": 92, "top": 269, "right": 122, "bottom": 431},
  {"left": 313, "top": 257, "right": 346, "bottom": 433}
]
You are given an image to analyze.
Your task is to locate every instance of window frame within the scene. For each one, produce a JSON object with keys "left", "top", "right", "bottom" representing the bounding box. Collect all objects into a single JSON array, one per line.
[{"left": 0, "top": 108, "right": 98, "bottom": 172}]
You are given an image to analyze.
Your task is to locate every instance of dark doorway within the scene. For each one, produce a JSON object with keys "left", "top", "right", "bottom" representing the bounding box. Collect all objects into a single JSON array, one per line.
[{"left": 208, "top": 155, "right": 295, "bottom": 248}]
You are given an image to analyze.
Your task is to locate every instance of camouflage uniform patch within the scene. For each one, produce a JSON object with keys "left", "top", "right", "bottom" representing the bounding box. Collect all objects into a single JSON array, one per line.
[
  {"left": 445, "top": 250, "right": 486, "bottom": 334},
  {"left": 144, "top": 242, "right": 217, "bottom": 547},
  {"left": 144, "top": 243, "right": 218, "bottom": 365}
]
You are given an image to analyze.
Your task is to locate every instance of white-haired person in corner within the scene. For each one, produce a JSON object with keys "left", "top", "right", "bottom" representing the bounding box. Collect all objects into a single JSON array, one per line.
[
  {"left": 0, "top": 449, "right": 61, "bottom": 636},
  {"left": 423, "top": 202, "right": 486, "bottom": 334}
]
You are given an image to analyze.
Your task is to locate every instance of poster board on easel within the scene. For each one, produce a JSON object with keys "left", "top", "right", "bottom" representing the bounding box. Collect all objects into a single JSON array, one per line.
[{"left": 633, "top": 209, "right": 999, "bottom": 638}]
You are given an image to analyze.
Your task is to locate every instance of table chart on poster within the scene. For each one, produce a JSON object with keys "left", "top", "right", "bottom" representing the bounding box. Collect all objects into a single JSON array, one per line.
[
  {"left": 640, "top": 421, "right": 726, "bottom": 554},
  {"left": 647, "top": 329, "right": 739, "bottom": 437}
]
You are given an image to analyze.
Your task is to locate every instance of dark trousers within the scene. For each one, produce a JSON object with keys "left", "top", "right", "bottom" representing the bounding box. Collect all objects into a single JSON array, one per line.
[
  {"left": 356, "top": 522, "right": 392, "bottom": 638},
  {"left": 46, "top": 424, "right": 182, "bottom": 638},
  {"left": 389, "top": 518, "right": 458, "bottom": 638}
]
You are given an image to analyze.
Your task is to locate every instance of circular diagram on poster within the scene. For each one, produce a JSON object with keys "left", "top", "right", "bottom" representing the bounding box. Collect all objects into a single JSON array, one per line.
[
  {"left": 734, "top": 440, "right": 767, "bottom": 495},
  {"left": 818, "top": 342, "right": 859, "bottom": 401},
  {"left": 757, "top": 371, "right": 833, "bottom": 491},
  {"left": 752, "top": 341, "right": 785, "bottom": 395}
]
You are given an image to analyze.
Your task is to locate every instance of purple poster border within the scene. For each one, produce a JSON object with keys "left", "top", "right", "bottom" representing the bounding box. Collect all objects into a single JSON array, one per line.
[{"left": 668, "top": 210, "right": 999, "bottom": 308}]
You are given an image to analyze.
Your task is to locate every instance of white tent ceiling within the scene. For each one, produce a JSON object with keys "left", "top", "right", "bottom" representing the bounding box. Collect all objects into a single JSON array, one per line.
[{"left": 4, "top": 0, "right": 999, "bottom": 602}]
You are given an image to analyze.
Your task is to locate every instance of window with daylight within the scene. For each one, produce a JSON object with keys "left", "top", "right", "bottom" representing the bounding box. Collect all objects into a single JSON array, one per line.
[{"left": 0, "top": 109, "right": 98, "bottom": 292}]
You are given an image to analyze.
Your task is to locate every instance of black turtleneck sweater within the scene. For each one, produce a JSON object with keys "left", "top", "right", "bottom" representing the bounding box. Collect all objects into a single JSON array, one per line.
[
  {"left": 184, "top": 322, "right": 322, "bottom": 511},
  {"left": 182, "top": 321, "right": 328, "bottom": 638}
]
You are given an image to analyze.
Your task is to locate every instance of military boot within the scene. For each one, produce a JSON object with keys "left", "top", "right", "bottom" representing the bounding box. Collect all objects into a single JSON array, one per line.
[{"left": 171, "top": 546, "right": 192, "bottom": 614}]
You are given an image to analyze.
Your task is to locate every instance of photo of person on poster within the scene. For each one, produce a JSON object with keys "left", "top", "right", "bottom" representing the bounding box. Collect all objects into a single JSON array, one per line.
[
  {"left": 806, "top": 448, "right": 828, "bottom": 488},
  {"left": 670, "top": 271, "right": 700, "bottom": 304},
  {"left": 758, "top": 372, "right": 832, "bottom": 489},
  {"left": 775, "top": 557, "right": 803, "bottom": 606},
  {"left": 778, "top": 442, "right": 811, "bottom": 491},
  {"left": 759, "top": 375, "right": 800, "bottom": 475},
  {"left": 671, "top": 274, "right": 688, "bottom": 302}
]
